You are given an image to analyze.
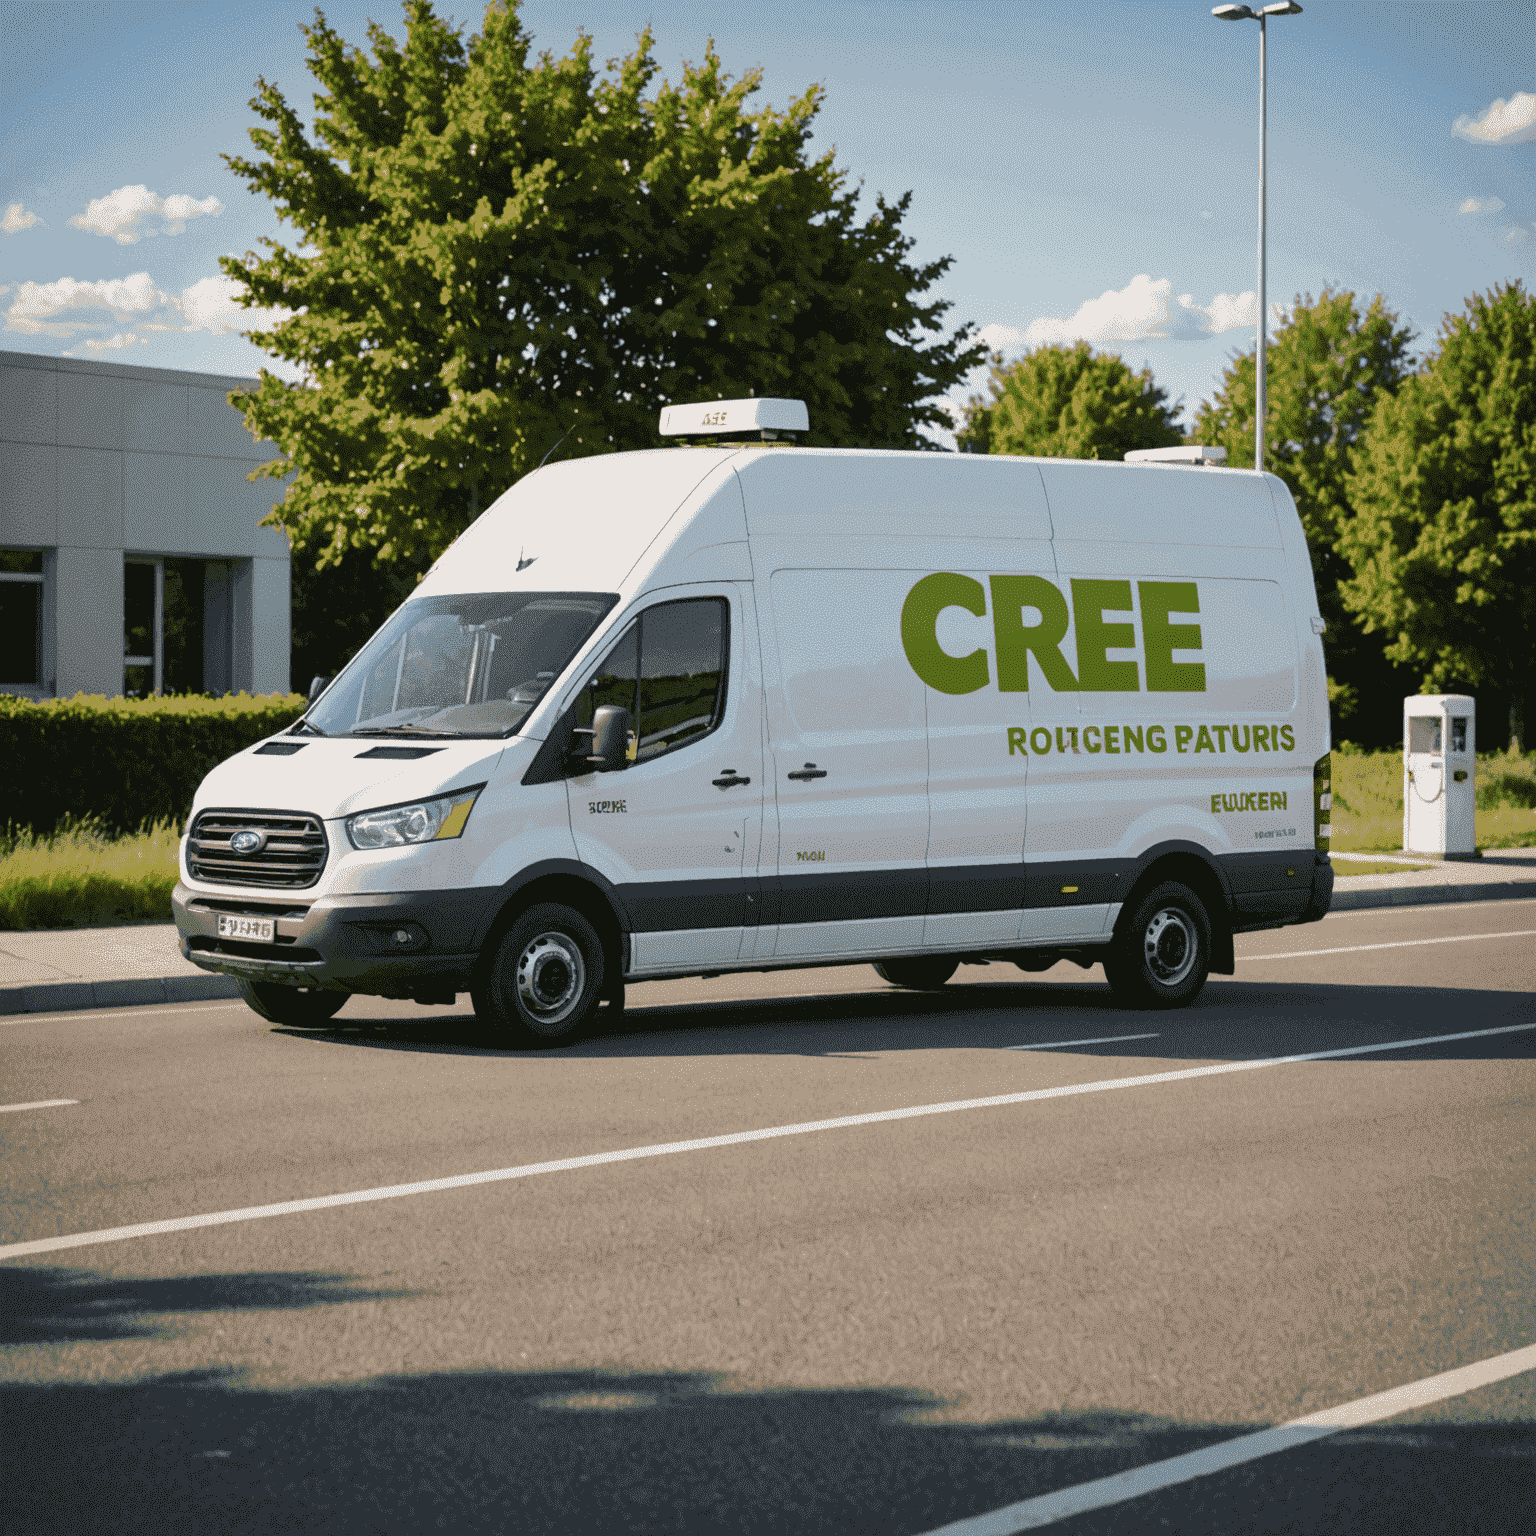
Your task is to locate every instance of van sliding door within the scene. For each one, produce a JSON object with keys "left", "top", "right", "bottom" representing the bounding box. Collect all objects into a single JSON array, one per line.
[{"left": 760, "top": 568, "right": 929, "bottom": 960}]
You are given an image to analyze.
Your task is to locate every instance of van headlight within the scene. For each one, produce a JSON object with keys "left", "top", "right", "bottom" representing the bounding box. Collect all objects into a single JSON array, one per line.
[{"left": 345, "top": 787, "right": 483, "bottom": 850}]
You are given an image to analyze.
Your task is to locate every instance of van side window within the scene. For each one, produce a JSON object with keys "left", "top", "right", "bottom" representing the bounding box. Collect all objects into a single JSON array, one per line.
[
  {"left": 578, "top": 621, "right": 639, "bottom": 728},
  {"left": 574, "top": 598, "right": 727, "bottom": 762},
  {"left": 637, "top": 598, "right": 727, "bottom": 760}
]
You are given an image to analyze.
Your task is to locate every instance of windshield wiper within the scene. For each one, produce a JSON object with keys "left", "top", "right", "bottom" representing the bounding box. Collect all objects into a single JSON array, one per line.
[{"left": 351, "top": 723, "right": 457, "bottom": 737}]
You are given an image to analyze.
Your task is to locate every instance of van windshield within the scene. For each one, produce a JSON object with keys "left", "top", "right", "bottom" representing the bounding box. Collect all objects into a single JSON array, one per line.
[{"left": 305, "top": 592, "right": 618, "bottom": 739}]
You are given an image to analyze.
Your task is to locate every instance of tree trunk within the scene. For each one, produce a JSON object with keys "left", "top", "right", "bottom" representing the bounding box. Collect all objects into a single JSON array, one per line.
[{"left": 1511, "top": 694, "right": 1526, "bottom": 758}]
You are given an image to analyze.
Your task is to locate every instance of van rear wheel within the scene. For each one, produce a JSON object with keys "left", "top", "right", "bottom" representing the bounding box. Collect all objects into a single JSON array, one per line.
[
  {"left": 473, "top": 903, "right": 606, "bottom": 1048},
  {"left": 1103, "top": 882, "right": 1211, "bottom": 1009},
  {"left": 237, "top": 980, "right": 348, "bottom": 1028},
  {"left": 874, "top": 957, "right": 958, "bottom": 991}
]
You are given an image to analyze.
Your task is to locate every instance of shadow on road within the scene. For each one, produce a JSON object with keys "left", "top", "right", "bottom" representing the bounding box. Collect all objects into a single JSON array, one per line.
[
  {"left": 270, "top": 979, "right": 1536, "bottom": 1066},
  {"left": 2, "top": 1344, "right": 1530, "bottom": 1535},
  {"left": 0, "top": 1265, "right": 418, "bottom": 1347}
]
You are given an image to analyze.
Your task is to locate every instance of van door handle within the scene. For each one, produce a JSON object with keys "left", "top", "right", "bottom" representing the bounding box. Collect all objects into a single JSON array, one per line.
[
  {"left": 712, "top": 771, "right": 751, "bottom": 789},
  {"left": 787, "top": 763, "right": 827, "bottom": 781}
]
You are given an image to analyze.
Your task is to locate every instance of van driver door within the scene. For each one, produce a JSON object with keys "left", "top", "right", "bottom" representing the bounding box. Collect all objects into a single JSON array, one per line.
[{"left": 566, "top": 585, "right": 764, "bottom": 975}]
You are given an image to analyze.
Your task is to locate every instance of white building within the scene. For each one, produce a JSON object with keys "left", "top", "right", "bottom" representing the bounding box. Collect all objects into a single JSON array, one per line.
[{"left": 1, "top": 350, "right": 291, "bottom": 699}]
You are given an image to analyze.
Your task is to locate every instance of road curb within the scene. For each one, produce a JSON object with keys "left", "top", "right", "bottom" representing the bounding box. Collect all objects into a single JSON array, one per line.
[
  {"left": 0, "top": 973, "right": 240, "bottom": 1017},
  {"left": 1331, "top": 880, "right": 1536, "bottom": 912}
]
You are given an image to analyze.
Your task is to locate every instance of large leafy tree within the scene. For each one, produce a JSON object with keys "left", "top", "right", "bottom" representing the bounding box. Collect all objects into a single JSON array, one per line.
[
  {"left": 1193, "top": 289, "right": 1417, "bottom": 744},
  {"left": 956, "top": 342, "right": 1182, "bottom": 460},
  {"left": 1341, "top": 281, "right": 1536, "bottom": 751},
  {"left": 222, "top": 0, "right": 981, "bottom": 573}
]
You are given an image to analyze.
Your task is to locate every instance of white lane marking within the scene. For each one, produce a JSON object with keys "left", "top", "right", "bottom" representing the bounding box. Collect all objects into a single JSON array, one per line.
[
  {"left": 0, "top": 1003, "right": 246, "bottom": 1027},
  {"left": 1, "top": 1020, "right": 1530, "bottom": 1262},
  {"left": 916, "top": 1341, "right": 1536, "bottom": 1536},
  {"left": 1007, "top": 1033, "right": 1159, "bottom": 1051},
  {"left": 1243, "top": 929, "right": 1536, "bottom": 963},
  {"left": 0, "top": 1098, "right": 78, "bottom": 1114}
]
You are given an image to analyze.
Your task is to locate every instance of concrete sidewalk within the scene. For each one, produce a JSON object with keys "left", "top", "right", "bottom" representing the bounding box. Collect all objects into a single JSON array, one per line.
[
  {"left": 3, "top": 851, "right": 1534, "bottom": 1017},
  {"left": 0, "top": 923, "right": 240, "bottom": 1015}
]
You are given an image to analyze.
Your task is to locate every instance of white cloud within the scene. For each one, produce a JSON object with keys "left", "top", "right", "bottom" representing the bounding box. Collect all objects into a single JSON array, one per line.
[
  {"left": 2, "top": 268, "right": 287, "bottom": 345},
  {"left": 72, "top": 333, "right": 144, "bottom": 355},
  {"left": 2, "top": 202, "right": 43, "bottom": 235},
  {"left": 976, "top": 322, "right": 1024, "bottom": 352},
  {"left": 1458, "top": 195, "right": 1507, "bottom": 215},
  {"left": 1021, "top": 274, "right": 1256, "bottom": 347},
  {"left": 68, "top": 184, "right": 223, "bottom": 244},
  {"left": 1452, "top": 92, "right": 1536, "bottom": 147},
  {"left": 1201, "top": 210, "right": 1214, "bottom": 220},
  {"left": 4, "top": 272, "right": 169, "bottom": 336},
  {"left": 178, "top": 274, "right": 253, "bottom": 334},
  {"left": 1506, "top": 225, "right": 1532, "bottom": 246}
]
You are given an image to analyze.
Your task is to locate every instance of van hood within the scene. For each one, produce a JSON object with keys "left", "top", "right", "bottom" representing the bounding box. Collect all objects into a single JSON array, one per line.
[{"left": 190, "top": 736, "right": 509, "bottom": 823}]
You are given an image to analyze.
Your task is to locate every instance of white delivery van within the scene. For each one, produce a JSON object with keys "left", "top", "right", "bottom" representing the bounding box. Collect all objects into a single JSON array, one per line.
[{"left": 174, "top": 398, "right": 1333, "bottom": 1043}]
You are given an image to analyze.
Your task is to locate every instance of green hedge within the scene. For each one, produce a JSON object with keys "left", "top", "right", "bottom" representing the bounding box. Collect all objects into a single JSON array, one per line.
[{"left": 2, "top": 693, "right": 307, "bottom": 836}]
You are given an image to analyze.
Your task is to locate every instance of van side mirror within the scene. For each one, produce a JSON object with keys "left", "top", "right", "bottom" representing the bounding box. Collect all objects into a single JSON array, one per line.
[
  {"left": 573, "top": 704, "right": 633, "bottom": 773},
  {"left": 308, "top": 674, "right": 332, "bottom": 705}
]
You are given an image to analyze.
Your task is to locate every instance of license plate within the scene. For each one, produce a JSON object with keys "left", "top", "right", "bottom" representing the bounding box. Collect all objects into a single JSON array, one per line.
[{"left": 218, "top": 915, "right": 275, "bottom": 943}]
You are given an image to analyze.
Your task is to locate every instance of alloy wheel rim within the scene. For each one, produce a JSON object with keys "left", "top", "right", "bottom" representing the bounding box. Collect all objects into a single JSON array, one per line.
[
  {"left": 1143, "top": 908, "right": 1197, "bottom": 987},
  {"left": 516, "top": 931, "right": 585, "bottom": 1025}
]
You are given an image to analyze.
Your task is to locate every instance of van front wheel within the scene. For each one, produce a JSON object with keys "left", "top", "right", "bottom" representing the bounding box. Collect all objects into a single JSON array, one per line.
[
  {"left": 1104, "top": 882, "right": 1211, "bottom": 1009},
  {"left": 473, "top": 903, "right": 606, "bottom": 1048},
  {"left": 236, "top": 980, "right": 348, "bottom": 1028}
]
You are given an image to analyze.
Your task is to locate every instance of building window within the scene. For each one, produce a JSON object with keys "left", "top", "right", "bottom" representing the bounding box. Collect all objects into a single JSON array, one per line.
[
  {"left": 1, "top": 549, "right": 45, "bottom": 690},
  {"left": 124, "top": 556, "right": 210, "bottom": 696},
  {"left": 124, "top": 558, "right": 162, "bottom": 697}
]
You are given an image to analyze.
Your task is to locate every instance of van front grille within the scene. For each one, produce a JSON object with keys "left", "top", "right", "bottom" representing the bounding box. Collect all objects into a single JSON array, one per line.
[{"left": 188, "top": 809, "right": 328, "bottom": 889}]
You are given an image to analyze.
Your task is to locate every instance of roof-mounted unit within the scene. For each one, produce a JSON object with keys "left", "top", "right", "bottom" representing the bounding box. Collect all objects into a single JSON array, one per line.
[
  {"left": 1124, "top": 445, "right": 1229, "bottom": 467},
  {"left": 659, "top": 397, "right": 809, "bottom": 444}
]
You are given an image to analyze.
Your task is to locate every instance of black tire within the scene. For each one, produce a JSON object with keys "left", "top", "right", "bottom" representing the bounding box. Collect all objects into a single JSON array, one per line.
[
  {"left": 1014, "top": 953, "right": 1059, "bottom": 974},
  {"left": 1103, "top": 881, "right": 1211, "bottom": 1009},
  {"left": 873, "top": 956, "right": 959, "bottom": 991},
  {"left": 237, "top": 979, "right": 349, "bottom": 1028},
  {"left": 472, "top": 903, "right": 606, "bottom": 1048}
]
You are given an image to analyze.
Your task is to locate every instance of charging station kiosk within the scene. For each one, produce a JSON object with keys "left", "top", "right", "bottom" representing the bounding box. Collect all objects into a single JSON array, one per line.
[{"left": 1403, "top": 695, "right": 1477, "bottom": 858}]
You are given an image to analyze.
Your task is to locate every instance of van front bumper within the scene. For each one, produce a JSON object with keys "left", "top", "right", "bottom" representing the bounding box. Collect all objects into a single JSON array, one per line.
[{"left": 173, "top": 883, "right": 496, "bottom": 996}]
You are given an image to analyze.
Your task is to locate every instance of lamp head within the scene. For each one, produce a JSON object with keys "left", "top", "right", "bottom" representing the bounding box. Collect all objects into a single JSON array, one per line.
[
  {"left": 1261, "top": 2, "right": 1304, "bottom": 12},
  {"left": 1212, "top": 4, "right": 1257, "bottom": 17}
]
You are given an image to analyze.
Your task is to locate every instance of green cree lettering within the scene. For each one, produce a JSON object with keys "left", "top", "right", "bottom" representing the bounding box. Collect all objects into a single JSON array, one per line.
[
  {"left": 991, "top": 575, "right": 1077, "bottom": 692},
  {"left": 901, "top": 573, "right": 1207, "bottom": 697},
  {"left": 901, "top": 573, "right": 988, "bottom": 695},
  {"left": 1008, "top": 727, "right": 1027, "bottom": 756},
  {"left": 1139, "top": 582, "right": 1206, "bottom": 693},
  {"left": 1072, "top": 579, "right": 1138, "bottom": 692}
]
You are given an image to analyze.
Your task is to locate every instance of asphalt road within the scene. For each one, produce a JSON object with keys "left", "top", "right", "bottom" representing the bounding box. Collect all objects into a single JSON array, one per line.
[{"left": 2, "top": 898, "right": 1532, "bottom": 1534}]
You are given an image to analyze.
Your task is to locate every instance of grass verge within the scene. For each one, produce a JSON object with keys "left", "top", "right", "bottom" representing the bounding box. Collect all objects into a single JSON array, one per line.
[
  {"left": 1332, "top": 748, "right": 1536, "bottom": 852},
  {"left": 0, "top": 818, "right": 180, "bottom": 930}
]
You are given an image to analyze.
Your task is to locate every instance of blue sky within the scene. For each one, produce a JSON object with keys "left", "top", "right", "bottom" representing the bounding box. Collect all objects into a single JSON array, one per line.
[{"left": 2, "top": 0, "right": 1531, "bottom": 439}]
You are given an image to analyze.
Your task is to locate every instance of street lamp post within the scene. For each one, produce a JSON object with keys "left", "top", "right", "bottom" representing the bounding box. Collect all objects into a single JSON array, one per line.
[{"left": 1212, "top": 2, "right": 1302, "bottom": 474}]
